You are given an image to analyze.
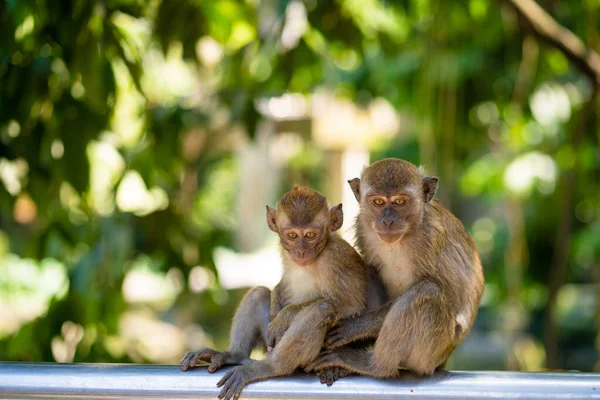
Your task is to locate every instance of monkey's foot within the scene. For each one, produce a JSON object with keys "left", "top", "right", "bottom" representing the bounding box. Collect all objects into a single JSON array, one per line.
[
  {"left": 318, "top": 367, "right": 352, "bottom": 386},
  {"left": 305, "top": 349, "right": 372, "bottom": 377},
  {"left": 217, "top": 365, "right": 253, "bottom": 400}
]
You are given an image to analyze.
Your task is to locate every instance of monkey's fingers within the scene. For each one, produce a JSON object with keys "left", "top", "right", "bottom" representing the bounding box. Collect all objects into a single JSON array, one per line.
[
  {"left": 216, "top": 369, "right": 235, "bottom": 388},
  {"left": 266, "top": 335, "right": 275, "bottom": 349},
  {"left": 188, "top": 354, "right": 203, "bottom": 369},
  {"left": 318, "top": 370, "right": 328, "bottom": 384},
  {"left": 208, "top": 353, "right": 227, "bottom": 373},
  {"left": 266, "top": 328, "right": 275, "bottom": 348},
  {"left": 267, "top": 329, "right": 283, "bottom": 350},
  {"left": 230, "top": 382, "right": 244, "bottom": 400},
  {"left": 217, "top": 381, "right": 230, "bottom": 399},
  {"left": 323, "top": 328, "right": 351, "bottom": 349},
  {"left": 181, "top": 348, "right": 217, "bottom": 370},
  {"left": 181, "top": 351, "right": 206, "bottom": 371},
  {"left": 323, "top": 334, "right": 343, "bottom": 349},
  {"left": 327, "top": 369, "right": 336, "bottom": 386},
  {"left": 319, "top": 369, "right": 335, "bottom": 386},
  {"left": 217, "top": 371, "right": 243, "bottom": 400},
  {"left": 181, "top": 352, "right": 193, "bottom": 371},
  {"left": 180, "top": 352, "right": 189, "bottom": 364},
  {"left": 317, "top": 367, "right": 344, "bottom": 386}
]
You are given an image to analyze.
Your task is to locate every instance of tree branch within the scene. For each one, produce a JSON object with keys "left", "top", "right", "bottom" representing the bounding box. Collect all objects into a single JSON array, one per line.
[
  {"left": 504, "top": 0, "right": 600, "bottom": 88},
  {"left": 543, "top": 91, "right": 597, "bottom": 368}
]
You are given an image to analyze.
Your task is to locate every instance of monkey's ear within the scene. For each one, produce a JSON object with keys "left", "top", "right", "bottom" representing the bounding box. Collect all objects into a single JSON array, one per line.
[
  {"left": 347, "top": 178, "right": 361, "bottom": 202},
  {"left": 266, "top": 205, "right": 278, "bottom": 232},
  {"left": 422, "top": 177, "right": 438, "bottom": 203},
  {"left": 329, "top": 203, "right": 343, "bottom": 232}
]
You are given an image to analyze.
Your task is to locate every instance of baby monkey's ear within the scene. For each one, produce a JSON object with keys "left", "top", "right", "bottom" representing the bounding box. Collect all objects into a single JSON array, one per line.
[
  {"left": 329, "top": 203, "right": 343, "bottom": 232},
  {"left": 266, "top": 205, "right": 278, "bottom": 232},
  {"left": 348, "top": 178, "right": 361, "bottom": 202},
  {"left": 422, "top": 177, "right": 439, "bottom": 203}
]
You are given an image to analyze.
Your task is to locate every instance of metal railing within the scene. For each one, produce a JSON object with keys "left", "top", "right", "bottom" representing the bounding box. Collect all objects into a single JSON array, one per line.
[{"left": 1, "top": 362, "right": 599, "bottom": 399}]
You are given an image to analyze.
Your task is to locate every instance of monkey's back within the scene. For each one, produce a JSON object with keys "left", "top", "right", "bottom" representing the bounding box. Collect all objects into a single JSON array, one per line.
[{"left": 420, "top": 199, "right": 484, "bottom": 334}]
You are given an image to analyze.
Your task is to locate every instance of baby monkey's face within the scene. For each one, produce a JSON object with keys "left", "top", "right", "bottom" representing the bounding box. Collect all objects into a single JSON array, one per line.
[
  {"left": 279, "top": 222, "right": 327, "bottom": 266},
  {"left": 266, "top": 185, "right": 343, "bottom": 267}
]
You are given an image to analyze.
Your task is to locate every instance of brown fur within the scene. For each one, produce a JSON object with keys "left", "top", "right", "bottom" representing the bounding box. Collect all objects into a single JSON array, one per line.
[
  {"left": 306, "top": 158, "right": 484, "bottom": 380},
  {"left": 182, "top": 185, "right": 367, "bottom": 400},
  {"left": 278, "top": 184, "right": 328, "bottom": 226},
  {"left": 361, "top": 158, "right": 422, "bottom": 196}
]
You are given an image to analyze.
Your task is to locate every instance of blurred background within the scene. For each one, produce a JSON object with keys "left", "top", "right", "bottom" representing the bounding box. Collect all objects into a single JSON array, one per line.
[{"left": 0, "top": 0, "right": 599, "bottom": 372}]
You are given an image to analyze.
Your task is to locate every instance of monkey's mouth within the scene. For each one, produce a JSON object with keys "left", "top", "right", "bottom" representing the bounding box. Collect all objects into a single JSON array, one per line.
[
  {"left": 376, "top": 232, "right": 403, "bottom": 244},
  {"left": 291, "top": 256, "right": 315, "bottom": 266}
]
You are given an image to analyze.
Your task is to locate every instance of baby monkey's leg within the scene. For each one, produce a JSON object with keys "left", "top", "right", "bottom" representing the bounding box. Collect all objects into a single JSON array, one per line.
[
  {"left": 181, "top": 286, "right": 271, "bottom": 372},
  {"left": 217, "top": 301, "right": 338, "bottom": 400}
]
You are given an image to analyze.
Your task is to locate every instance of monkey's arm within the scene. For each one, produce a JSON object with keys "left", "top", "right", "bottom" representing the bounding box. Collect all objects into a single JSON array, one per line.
[
  {"left": 269, "top": 284, "right": 284, "bottom": 322},
  {"left": 323, "top": 302, "right": 391, "bottom": 349},
  {"left": 267, "top": 297, "right": 326, "bottom": 349}
]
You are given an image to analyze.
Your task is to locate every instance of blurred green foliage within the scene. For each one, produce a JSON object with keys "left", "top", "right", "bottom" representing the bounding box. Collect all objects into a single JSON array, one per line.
[{"left": 0, "top": 0, "right": 599, "bottom": 371}]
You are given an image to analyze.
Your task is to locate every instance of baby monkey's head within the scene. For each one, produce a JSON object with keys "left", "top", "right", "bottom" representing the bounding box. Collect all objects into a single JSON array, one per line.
[{"left": 266, "top": 185, "right": 343, "bottom": 266}]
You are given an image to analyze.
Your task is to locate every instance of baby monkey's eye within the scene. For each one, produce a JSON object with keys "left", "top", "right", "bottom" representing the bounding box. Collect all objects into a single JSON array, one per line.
[
  {"left": 287, "top": 232, "right": 298, "bottom": 239},
  {"left": 393, "top": 199, "right": 406, "bottom": 206},
  {"left": 305, "top": 232, "right": 316, "bottom": 239},
  {"left": 373, "top": 198, "right": 385, "bottom": 206}
]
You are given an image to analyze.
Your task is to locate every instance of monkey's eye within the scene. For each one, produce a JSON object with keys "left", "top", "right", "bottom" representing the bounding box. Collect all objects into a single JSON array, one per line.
[
  {"left": 392, "top": 199, "right": 406, "bottom": 206},
  {"left": 373, "top": 198, "right": 385, "bottom": 206},
  {"left": 305, "top": 232, "right": 316, "bottom": 239},
  {"left": 287, "top": 232, "right": 298, "bottom": 239}
]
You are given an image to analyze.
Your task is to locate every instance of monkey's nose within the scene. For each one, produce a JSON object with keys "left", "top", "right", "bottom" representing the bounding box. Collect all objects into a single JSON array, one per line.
[
  {"left": 297, "top": 250, "right": 305, "bottom": 258},
  {"left": 382, "top": 218, "right": 394, "bottom": 228}
]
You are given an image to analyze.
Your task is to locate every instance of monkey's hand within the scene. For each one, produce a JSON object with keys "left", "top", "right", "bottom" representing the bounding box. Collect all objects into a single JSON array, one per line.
[
  {"left": 323, "top": 320, "right": 363, "bottom": 349},
  {"left": 181, "top": 348, "right": 217, "bottom": 371},
  {"left": 305, "top": 348, "right": 368, "bottom": 375},
  {"left": 181, "top": 349, "right": 253, "bottom": 373},
  {"left": 267, "top": 313, "right": 292, "bottom": 349}
]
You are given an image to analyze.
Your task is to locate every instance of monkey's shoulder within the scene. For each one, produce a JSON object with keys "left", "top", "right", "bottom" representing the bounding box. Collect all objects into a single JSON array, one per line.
[
  {"left": 421, "top": 200, "right": 483, "bottom": 295},
  {"left": 321, "top": 234, "right": 364, "bottom": 268},
  {"left": 427, "top": 200, "right": 471, "bottom": 235}
]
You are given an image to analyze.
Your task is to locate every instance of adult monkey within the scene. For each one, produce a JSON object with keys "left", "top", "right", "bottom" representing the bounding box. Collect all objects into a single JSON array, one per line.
[{"left": 308, "top": 158, "right": 484, "bottom": 380}]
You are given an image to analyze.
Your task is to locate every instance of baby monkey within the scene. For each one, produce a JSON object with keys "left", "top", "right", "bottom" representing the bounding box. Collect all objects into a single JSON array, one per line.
[{"left": 181, "top": 185, "right": 367, "bottom": 400}]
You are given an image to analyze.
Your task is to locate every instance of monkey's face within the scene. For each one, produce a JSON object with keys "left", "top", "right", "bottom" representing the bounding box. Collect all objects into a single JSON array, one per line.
[
  {"left": 266, "top": 185, "right": 344, "bottom": 267},
  {"left": 348, "top": 158, "right": 439, "bottom": 245},
  {"left": 363, "top": 194, "right": 420, "bottom": 244},
  {"left": 278, "top": 224, "right": 328, "bottom": 266}
]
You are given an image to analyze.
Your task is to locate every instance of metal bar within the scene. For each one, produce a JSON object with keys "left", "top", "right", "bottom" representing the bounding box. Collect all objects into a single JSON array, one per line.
[{"left": 0, "top": 362, "right": 599, "bottom": 399}]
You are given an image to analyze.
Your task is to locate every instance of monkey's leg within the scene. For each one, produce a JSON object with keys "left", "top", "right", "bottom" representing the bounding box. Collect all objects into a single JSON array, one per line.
[
  {"left": 309, "top": 281, "right": 455, "bottom": 378},
  {"left": 217, "top": 302, "right": 338, "bottom": 400},
  {"left": 323, "top": 304, "right": 390, "bottom": 349},
  {"left": 267, "top": 297, "right": 325, "bottom": 349},
  {"left": 181, "top": 286, "right": 271, "bottom": 372}
]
